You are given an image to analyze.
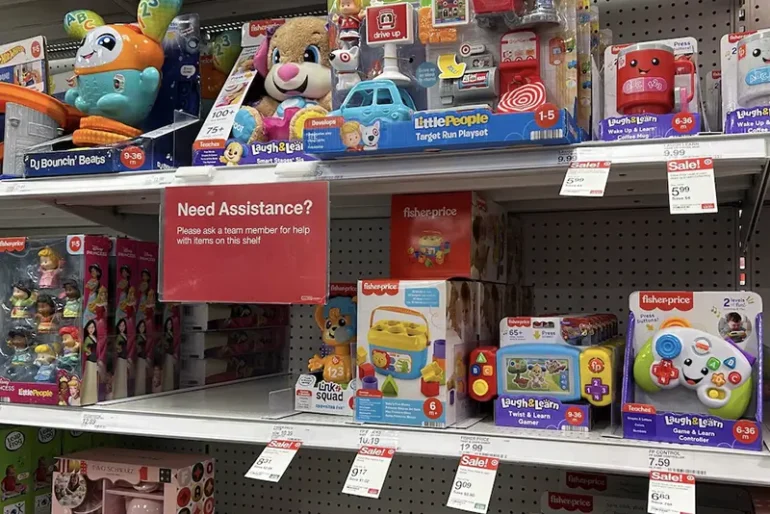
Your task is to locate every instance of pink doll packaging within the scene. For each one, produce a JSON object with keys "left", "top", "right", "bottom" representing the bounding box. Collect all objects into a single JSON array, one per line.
[
  {"left": 52, "top": 448, "right": 215, "bottom": 514},
  {"left": 134, "top": 242, "right": 159, "bottom": 397},
  {"left": 161, "top": 303, "right": 181, "bottom": 391},
  {"left": 112, "top": 239, "right": 138, "bottom": 400}
]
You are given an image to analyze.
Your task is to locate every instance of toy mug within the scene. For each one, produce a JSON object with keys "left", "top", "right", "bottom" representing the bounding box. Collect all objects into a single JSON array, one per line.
[
  {"left": 616, "top": 42, "right": 696, "bottom": 115},
  {"left": 738, "top": 31, "right": 770, "bottom": 109}
]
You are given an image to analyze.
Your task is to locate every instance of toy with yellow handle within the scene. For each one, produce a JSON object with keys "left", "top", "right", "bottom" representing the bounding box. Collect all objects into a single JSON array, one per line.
[
  {"left": 63, "top": 1, "right": 182, "bottom": 129},
  {"left": 368, "top": 306, "right": 431, "bottom": 380}
]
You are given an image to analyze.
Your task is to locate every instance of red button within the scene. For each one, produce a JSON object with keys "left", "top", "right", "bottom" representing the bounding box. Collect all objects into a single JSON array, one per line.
[
  {"left": 652, "top": 360, "right": 679, "bottom": 385},
  {"left": 728, "top": 372, "right": 742, "bottom": 385}
]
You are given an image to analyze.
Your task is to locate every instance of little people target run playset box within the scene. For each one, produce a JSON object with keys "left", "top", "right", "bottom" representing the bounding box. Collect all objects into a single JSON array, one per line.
[
  {"left": 295, "top": 283, "right": 358, "bottom": 416},
  {"left": 720, "top": 30, "right": 770, "bottom": 134},
  {"left": 302, "top": 0, "right": 582, "bottom": 158},
  {"left": 623, "top": 291, "right": 763, "bottom": 451},
  {"left": 0, "top": 236, "right": 111, "bottom": 407},
  {"left": 469, "top": 313, "right": 623, "bottom": 431},
  {"left": 355, "top": 279, "right": 475, "bottom": 428},
  {"left": 599, "top": 37, "right": 703, "bottom": 140}
]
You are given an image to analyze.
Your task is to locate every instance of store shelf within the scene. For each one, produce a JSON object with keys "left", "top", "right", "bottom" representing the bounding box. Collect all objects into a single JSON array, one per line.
[{"left": 2, "top": 375, "right": 768, "bottom": 486}]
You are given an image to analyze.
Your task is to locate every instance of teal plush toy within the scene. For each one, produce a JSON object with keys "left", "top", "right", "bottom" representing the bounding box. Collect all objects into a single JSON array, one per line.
[{"left": 63, "top": 1, "right": 182, "bottom": 128}]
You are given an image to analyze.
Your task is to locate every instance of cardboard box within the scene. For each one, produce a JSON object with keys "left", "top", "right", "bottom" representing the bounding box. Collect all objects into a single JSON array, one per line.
[
  {"left": 28, "top": 426, "right": 61, "bottom": 514},
  {"left": 0, "top": 426, "right": 32, "bottom": 514},
  {"left": 355, "top": 279, "right": 476, "bottom": 427}
]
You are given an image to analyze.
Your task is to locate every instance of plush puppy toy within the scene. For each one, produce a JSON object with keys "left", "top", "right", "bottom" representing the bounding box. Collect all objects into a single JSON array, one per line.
[{"left": 233, "top": 17, "right": 332, "bottom": 143}]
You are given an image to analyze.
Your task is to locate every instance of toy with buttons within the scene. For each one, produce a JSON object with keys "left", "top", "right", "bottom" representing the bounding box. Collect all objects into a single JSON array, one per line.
[{"left": 624, "top": 291, "right": 763, "bottom": 450}]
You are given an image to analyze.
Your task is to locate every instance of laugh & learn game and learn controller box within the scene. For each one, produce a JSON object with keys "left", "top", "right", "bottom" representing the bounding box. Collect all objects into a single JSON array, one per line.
[
  {"left": 623, "top": 291, "right": 763, "bottom": 450},
  {"left": 355, "top": 279, "right": 475, "bottom": 427}
]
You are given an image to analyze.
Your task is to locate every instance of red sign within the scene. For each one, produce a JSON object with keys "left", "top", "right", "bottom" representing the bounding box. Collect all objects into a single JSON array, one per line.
[
  {"left": 161, "top": 182, "right": 329, "bottom": 304},
  {"left": 365, "top": 3, "right": 413, "bottom": 45}
]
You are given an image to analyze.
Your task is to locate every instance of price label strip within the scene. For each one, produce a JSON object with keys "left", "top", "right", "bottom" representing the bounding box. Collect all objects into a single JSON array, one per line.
[
  {"left": 560, "top": 161, "right": 611, "bottom": 197},
  {"left": 457, "top": 436, "right": 508, "bottom": 460},
  {"left": 81, "top": 413, "right": 115, "bottom": 431},
  {"left": 245, "top": 440, "right": 301, "bottom": 482},
  {"left": 667, "top": 157, "right": 718, "bottom": 215},
  {"left": 447, "top": 455, "right": 499, "bottom": 514},
  {"left": 648, "top": 471, "right": 696, "bottom": 514},
  {"left": 358, "top": 429, "right": 399, "bottom": 449},
  {"left": 342, "top": 446, "right": 396, "bottom": 498},
  {"left": 647, "top": 449, "right": 706, "bottom": 477}
]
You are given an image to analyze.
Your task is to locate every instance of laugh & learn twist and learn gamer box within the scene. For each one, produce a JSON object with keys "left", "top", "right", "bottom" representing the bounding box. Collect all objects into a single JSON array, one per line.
[{"left": 355, "top": 279, "right": 475, "bottom": 428}]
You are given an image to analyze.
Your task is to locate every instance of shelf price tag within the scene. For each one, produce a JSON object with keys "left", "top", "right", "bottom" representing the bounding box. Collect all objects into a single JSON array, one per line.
[
  {"left": 667, "top": 157, "right": 718, "bottom": 215},
  {"left": 560, "top": 161, "right": 611, "bottom": 197},
  {"left": 342, "top": 446, "right": 395, "bottom": 498},
  {"left": 81, "top": 413, "right": 114, "bottom": 431},
  {"left": 647, "top": 471, "right": 696, "bottom": 514},
  {"left": 457, "top": 436, "right": 508, "bottom": 460},
  {"left": 358, "top": 429, "right": 398, "bottom": 449},
  {"left": 447, "top": 454, "right": 499, "bottom": 514},
  {"left": 245, "top": 440, "right": 301, "bottom": 482},
  {"left": 662, "top": 140, "right": 706, "bottom": 160}
]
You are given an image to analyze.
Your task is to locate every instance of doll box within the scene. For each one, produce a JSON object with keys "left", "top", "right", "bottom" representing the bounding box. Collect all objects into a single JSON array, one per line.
[
  {"left": 622, "top": 291, "right": 764, "bottom": 451},
  {"left": 720, "top": 30, "right": 770, "bottom": 134},
  {"left": 355, "top": 279, "right": 476, "bottom": 428},
  {"left": 295, "top": 283, "right": 358, "bottom": 416},
  {"left": 181, "top": 304, "right": 290, "bottom": 332},
  {"left": 52, "top": 448, "right": 214, "bottom": 514},
  {"left": 390, "top": 191, "right": 507, "bottom": 284}
]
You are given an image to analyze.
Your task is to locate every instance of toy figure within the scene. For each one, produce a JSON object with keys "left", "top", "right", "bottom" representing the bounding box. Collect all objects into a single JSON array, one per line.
[
  {"left": 6, "top": 328, "right": 32, "bottom": 364},
  {"left": 58, "top": 375, "right": 69, "bottom": 405},
  {"left": 38, "top": 246, "right": 62, "bottom": 289},
  {"left": 336, "top": 0, "right": 363, "bottom": 48},
  {"left": 114, "top": 318, "right": 129, "bottom": 398},
  {"left": 308, "top": 296, "right": 357, "bottom": 383},
  {"left": 135, "top": 319, "right": 148, "bottom": 396},
  {"left": 63, "top": 2, "right": 183, "bottom": 133},
  {"left": 81, "top": 320, "right": 99, "bottom": 405},
  {"left": 59, "top": 326, "right": 81, "bottom": 371},
  {"left": 62, "top": 278, "right": 82, "bottom": 318},
  {"left": 34, "top": 344, "right": 59, "bottom": 382},
  {"left": 233, "top": 17, "right": 332, "bottom": 144},
  {"left": 9, "top": 280, "right": 36, "bottom": 319},
  {"left": 84, "top": 264, "right": 102, "bottom": 311},
  {"left": 35, "top": 294, "right": 57, "bottom": 333},
  {"left": 67, "top": 376, "right": 81, "bottom": 406}
]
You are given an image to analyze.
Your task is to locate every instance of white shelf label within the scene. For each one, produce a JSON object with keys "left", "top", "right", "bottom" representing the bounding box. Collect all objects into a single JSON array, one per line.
[
  {"left": 81, "top": 413, "right": 114, "bottom": 431},
  {"left": 342, "top": 446, "right": 395, "bottom": 498},
  {"left": 556, "top": 149, "right": 576, "bottom": 166},
  {"left": 667, "top": 157, "right": 718, "bottom": 215},
  {"left": 358, "top": 429, "right": 398, "bottom": 449},
  {"left": 560, "top": 161, "right": 611, "bottom": 197},
  {"left": 457, "top": 436, "right": 508, "bottom": 460},
  {"left": 245, "top": 440, "right": 301, "bottom": 482},
  {"left": 447, "top": 455, "right": 499, "bottom": 514},
  {"left": 648, "top": 471, "right": 696, "bottom": 514},
  {"left": 661, "top": 140, "right": 705, "bottom": 160},
  {"left": 271, "top": 424, "right": 306, "bottom": 441}
]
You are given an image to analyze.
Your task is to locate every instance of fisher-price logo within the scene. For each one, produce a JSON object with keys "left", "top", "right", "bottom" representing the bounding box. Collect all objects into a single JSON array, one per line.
[
  {"left": 362, "top": 281, "right": 400, "bottom": 296},
  {"left": 639, "top": 292, "right": 693, "bottom": 312},
  {"left": 0, "top": 237, "right": 26, "bottom": 252},
  {"left": 402, "top": 206, "right": 458, "bottom": 219},
  {"left": 547, "top": 493, "right": 593, "bottom": 512},
  {"left": 507, "top": 317, "right": 531, "bottom": 328},
  {"left": 565, "top": 472, "right": 607, "bottom": 491},
  {"left": 330, "top": 283, "right": 357, "bottom": 296}
]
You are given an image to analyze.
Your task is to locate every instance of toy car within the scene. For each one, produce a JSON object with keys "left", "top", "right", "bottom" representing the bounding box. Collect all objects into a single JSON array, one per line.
[{"left": 330, "top": 79, "right": 415, "bottom": 125}]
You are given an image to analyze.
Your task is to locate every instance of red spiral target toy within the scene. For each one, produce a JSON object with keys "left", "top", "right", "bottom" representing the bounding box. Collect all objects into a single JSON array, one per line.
[{"left": 497, "top": 81, "right": 546, "bottom": 113}]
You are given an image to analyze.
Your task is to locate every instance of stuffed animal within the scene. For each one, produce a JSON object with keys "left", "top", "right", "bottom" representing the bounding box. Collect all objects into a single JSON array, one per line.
[{"left": 233, "top": 17, "right": 332, "bottom": 143}]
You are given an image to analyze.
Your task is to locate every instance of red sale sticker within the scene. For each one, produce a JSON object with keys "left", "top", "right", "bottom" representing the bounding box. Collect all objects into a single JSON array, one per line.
[{"left": 161, "top": 182, "right": 329, "bottom": 304}]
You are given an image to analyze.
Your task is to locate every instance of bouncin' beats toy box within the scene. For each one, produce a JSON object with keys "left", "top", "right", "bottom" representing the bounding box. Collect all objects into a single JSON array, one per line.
[
  {"left": 622, "top": 291, "right": 763, "bottom": 450},
  {"left": 355, "top": 279, "right": 475, "bottom": 427}
]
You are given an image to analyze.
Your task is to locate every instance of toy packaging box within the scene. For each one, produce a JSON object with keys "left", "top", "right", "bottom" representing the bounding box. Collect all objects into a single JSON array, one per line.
[
  {"left": 0, "top": 37, "right": 47, "bottom": 93},
  {"left": 23, "top": 10, "right": 201, "bottom": 177},
  {"left": 0, "top": 236, "right": 112, "bottom": 407},
  {"left": 29, "top": 426, "right": 61, "bottom": 514},
  {"left": 134, "top": 242, "right": 161, "bottom": 396},
  {"left": 52, "top": 448, "right": 214, "bottom": 514},
  {"left": 302, "top": 0, "right": 583, "bottom": 158},
  {"left": 0, "top": 426, "right": 33, "bottom": 514},
  {"left": 295, "top": 283, "right": 358, "bottom": 416},
  {"left": 473, "top": 313, "right": 623, "bottom": 431},
  {"left": 600, "top": 38, "right": 702, "bottom": 140},
  {"left": 181, "top": 303, "right": 289, "bottom": 332},
  {"left": 720, "top": 30, "right": 770, "bottom": 134},
  {"left": 705, "top": 69, "right": 722, "bottom": 132},
  {"left": 161, "top": 303, "right": 182, "bottom": 392},
  {"left": 61, "top": 432, "right": 92, "bottom": 456},
  {"left": 111, "top": 238, "right": 138, "bottom": 400},
  {"left": 623, "top": 291, "right": 763, "bottom": 451},
  {"left": 180, "top": 327, "right": 289, "bottom": 387},
  {"left": 355, "top": 279, "right": 475, "bottom": 428},
  {"left": 193, "top": 18, "right": 325, "bottom": 166},
  {"left": 390, "top": 191, "right": 507, "bottom": 283}
]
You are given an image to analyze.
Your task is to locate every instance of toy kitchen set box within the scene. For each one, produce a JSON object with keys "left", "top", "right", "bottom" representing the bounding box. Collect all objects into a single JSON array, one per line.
[
  {"left": 623, "top": 291, "right": 764, "bottom": 451},
  {"left": 192, "top": 19, "right": 326, "bottom": 166},
  {"left": 302, "top": 0, "right": 583, "bottom": 158}
]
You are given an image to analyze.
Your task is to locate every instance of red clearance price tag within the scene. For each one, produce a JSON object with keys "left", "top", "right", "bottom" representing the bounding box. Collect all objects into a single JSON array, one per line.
[
  {"left": 647, "top": 471, "right": 696, "bottom": 514},
  {"left": 161, "top": 182, "right": 329, "bottom": 303}
]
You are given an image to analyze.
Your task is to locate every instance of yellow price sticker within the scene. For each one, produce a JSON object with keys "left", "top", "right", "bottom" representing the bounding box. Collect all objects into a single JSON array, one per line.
[{"left": 437, "top": 54, "right": 466, "bottom": 79}]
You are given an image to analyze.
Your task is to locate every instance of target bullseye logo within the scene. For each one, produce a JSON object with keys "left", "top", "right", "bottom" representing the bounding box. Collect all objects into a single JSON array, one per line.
[
  {"left": 460, "top": 43, "right": 472, "bottom": 56},
  {"left": 497, "top": 82, "right": 546, "bottom": 113},
  {"left": 341, "top": 52, "right": 350, "bottom": 62}
]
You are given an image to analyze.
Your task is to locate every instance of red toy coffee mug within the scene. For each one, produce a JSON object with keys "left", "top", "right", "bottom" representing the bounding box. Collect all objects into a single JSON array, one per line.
[{"left": 616, "top": 42, "right": 696, "bottom": 115}]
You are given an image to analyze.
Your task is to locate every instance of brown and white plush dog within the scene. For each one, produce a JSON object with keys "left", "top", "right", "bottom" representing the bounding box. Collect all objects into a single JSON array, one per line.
[{"left": 237, "top": 17, "right": 332, "bottom": 142}]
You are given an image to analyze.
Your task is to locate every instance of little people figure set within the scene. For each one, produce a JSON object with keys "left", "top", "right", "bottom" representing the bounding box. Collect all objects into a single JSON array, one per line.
[{"left": 0, "top": 235, "right": 111, "bottom": 406}]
